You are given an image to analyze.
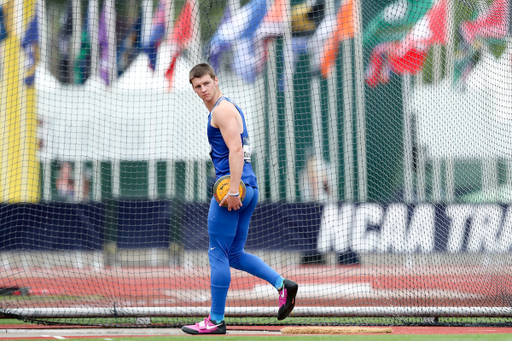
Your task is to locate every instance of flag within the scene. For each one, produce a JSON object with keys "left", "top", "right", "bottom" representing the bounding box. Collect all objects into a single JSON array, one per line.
[
  {"left": 453, "top": 37, "right": 482, "bottom": 90},
  {"left": 58, "top": 1, "right": 73, "bottom": 83},
  {"left": 208, "top": 0, "right": 323, "bottom": 81},
  {"left": 143, "top": 0, "right": 167, "bottom": 71},
  {"left": 461, "top": 0, "right": 509, "bottom": 45},
  {"left": 21, "top": 6, "right": 38, "bottom": 87},
  {"left": 308, "top": 13, "right": 337, "bottom": 73},
  {"left": 0, "top": 6, "right": 7, "bottom": 42},
  {"left": 308, "top": 0, "right": 355, "bottom": 76},
  {"left": 74, "top": 27, "right": 90, "bottom": 84},
  {"left": 73, "top": 12, "right": 91, "bottom": 84},
  {"left": 291, "top": 0, "right": 325, "bottom": 36},
  {"left": 98, "top": 3, "right": 108, "bottom": 84},
  {"left": 208, "top": 4, "right": 232, "bottom": 72},
  {"left": 235, "top": 0, "right": 267, "bottom": 40},
  {"left": 363, "top": 0, "right": 434, "bottom": 47},
  {"left": 364, "top": 42, "right": 397, "bottom": 87},
  {"left": 391, "top": 0, "right": 446, "bottom": 75},
  {"left": 363, "top": 0, "right": 436, "bottom": 86},
  {"left": 207, "top": 0, "right": 267, "bottom": 82},
  {"left": 244, "top": 0, "right": 286, "bottom": 80},
  {"left": 165, "top": 0, "right": 196, "bottom": 90},
  {"left": 454, "top": 0, "right": 509, "bottom": 88},
  {"left": 98, "top": 0, "right": 115, "bottom": 85},
  {"left": 118, "top": 7, "right": 142, "bottom": 77},
  {"left": 239, "top": 0, "right": 323, "bottom": 83},
  {"left": 318, "top": 0, "right": 355, "bottom": 78},
  {"left": 255, "top": 0, "right": 286, "bottom": 44},
  {"left": 289, "top": 0, "right": 324, "bottom": 71}
]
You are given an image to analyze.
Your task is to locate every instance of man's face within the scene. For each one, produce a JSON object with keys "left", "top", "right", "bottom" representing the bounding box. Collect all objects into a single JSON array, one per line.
[{"left": 191, "top": 74, "right": 219, "bottom": 102}]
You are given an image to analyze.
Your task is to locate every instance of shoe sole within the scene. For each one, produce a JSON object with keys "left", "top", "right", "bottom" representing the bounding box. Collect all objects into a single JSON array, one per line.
[
  {"left": 277, "top": 282, "right": 298, "bottom": 320},
  {"left": 181, "top": 326, "right": 226, "bottom": 335}
]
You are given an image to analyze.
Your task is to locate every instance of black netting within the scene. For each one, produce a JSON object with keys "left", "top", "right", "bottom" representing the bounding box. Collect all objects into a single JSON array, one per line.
[{"left": 1, "top": 0, "right": 512, "bottom": 327}]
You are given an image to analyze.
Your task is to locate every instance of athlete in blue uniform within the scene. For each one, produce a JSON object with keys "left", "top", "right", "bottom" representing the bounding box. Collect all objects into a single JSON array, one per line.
[{"left": 182, "top": 63, "right": 298, "bottom": 335}]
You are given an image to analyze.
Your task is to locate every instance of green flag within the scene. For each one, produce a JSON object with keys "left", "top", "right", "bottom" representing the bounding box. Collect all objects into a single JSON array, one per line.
[
  {"left": 454, "top": 0, "right": 508, "bottom": 87},
  {"left": 363, "top": 0, "right": 434, "bottom": 47},
  {"left": 73, "top": 28, "right": 90, "bottom": 84}
]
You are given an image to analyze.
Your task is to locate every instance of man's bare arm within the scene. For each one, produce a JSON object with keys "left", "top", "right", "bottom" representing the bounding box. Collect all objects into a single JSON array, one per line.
[{"left": 214, "top": 102, "right": 244, "bottom": 210}]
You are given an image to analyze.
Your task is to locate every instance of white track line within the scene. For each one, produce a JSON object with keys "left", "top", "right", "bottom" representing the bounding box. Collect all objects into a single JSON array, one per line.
[{"left": 39, "top": 336, "right": 66, "bottom": 339}]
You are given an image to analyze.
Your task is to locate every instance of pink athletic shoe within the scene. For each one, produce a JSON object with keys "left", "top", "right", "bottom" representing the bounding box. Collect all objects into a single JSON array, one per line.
[
  {"left": 277, "top": 279, "right": 298, "bottom": 320},
  {"left": 181, "top": 315, "right": 226, "bottom": 335}
]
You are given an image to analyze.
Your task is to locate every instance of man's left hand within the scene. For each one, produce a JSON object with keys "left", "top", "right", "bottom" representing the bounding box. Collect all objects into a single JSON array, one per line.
[{"left": 219, "top": 194, "right": 242, "bottom": 211}]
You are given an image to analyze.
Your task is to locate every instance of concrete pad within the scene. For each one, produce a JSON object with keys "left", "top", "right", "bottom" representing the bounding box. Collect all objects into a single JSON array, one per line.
[{"left": 1, "top": 327, "right": 281, "bottom": 339}]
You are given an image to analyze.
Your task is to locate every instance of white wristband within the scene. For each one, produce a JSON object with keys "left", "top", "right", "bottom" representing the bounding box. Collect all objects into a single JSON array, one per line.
[{"left": 228, "top": 191, "right": 240, "bottom": 197}]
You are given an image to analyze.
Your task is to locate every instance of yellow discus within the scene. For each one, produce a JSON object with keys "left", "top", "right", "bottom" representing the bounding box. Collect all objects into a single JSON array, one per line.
[{"left": 213, "top": 175, "right": 247, "bottom": 207}]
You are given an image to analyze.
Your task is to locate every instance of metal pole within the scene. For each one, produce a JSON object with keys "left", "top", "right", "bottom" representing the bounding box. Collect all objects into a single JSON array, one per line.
[
  {"left": 354, "top": 0, "right": 367, "bottom": 202},
  {"left": 432, "top": 44, "right": 442, "bottom": 202},
  {"left": 283, "top": 0, "right": 296, "bottom": 201},
  {"left": 190, "top": 0, "right": 201, "bottom": 65},
  {"left": 507, "top": 0, "right": 512, "bottom": 198},
  {"left": 148, "top": 159, "right": 157, "bottom": 200},
  {"left": 112, "top": 159, "right": 120, "bottom": 198},
  {"left": 321, "top": 0, "right": 339, "bottom": 201},
  {"left": 106, "top": 0, "right": 116, "bottom": 85},
  {"left": 415, "top": 73, "right": 426, "bottom": 202},
  {"left": 444, "top": 0, "right": 455, "bottom": 202},
  {"left": 402, "top": 73, "right": 414, "bottom": 203},
  {"left": 478, "top": 0, "right": 498, "bottom": 202},
  {"left": 93, "top": 159, "right": 101, "bottom": 201},
  {"left": 267, "top": 40, "right": 279, "bottom": 202},
  {"left": 166, "top": 159, "right": 175, "bottom": 198},
  {"left": 71, "top": 0, "right": 81, "bottom": 83},
  {"left": 342, "top": 39, "right": 354, "bottom": 202},
  {"left": 88, "top": 0, "right": 99, "bottom": 77}
]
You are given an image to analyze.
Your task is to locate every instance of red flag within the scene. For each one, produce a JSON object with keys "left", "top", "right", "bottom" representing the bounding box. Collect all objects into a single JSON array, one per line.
[
  {"left": 364, "top": 42, "right": 397, "bottom": 87},
  {"left": 390, "top": 0, "right": 446, "bottom": 75},
  {"left": 165, "top": 0, "right": 195, "bottom": 90},
  {"left": 461, "top": 0, "right": 509, "bottom": 44}
]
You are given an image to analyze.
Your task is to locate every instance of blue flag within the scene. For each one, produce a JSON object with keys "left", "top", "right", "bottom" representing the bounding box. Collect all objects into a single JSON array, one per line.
[
  {"left": 21, "top": 7, "right": 39, "bottom": 87},
  {"left": 207, "top": 0, "right": 266, "bottom": 81},
  {"left": 58, "top": 1, "right": 73, "bottom": 83},
  {"left": 208, "top": 4, "right": 232, "bottom": 73},
  {"left": 0, "top": 6, "right": 7, "bottom": 42},
  {"left": 143, "top": 0, "right": 166, "bottom": 71},
  {"left": 118, "top": 7, "right": 142, "bottom": 76}
]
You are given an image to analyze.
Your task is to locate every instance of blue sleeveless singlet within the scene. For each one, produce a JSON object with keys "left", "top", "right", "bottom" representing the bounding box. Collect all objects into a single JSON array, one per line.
[{"left": 207, "top": 96, "right": 258, "bottom": 188}]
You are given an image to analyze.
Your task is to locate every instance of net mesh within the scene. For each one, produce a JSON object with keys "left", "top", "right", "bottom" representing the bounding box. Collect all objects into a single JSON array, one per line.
[{"left": 1, "top": 0, "right": 512, "bottom": 327}]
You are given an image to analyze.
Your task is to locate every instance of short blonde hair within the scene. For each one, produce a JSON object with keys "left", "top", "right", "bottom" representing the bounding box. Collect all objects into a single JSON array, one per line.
[{"left": 189, "top": 63, "right": 216, "bottom": 84}]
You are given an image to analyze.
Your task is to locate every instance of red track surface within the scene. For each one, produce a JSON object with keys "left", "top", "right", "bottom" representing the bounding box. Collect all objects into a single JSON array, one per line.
[
  {"left": 1, "top": 265, "right": 512, "bottom": 308},
  {"left": 2, "top": 265, "right": 511, "bottom": 293},
  {"left": 2, "top": 266, "right": 512, "bottom": 338}
]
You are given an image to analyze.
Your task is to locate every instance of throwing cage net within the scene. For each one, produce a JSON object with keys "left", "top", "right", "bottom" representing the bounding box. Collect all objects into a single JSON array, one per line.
[{"left": 1, "top": 0, "right": 512, "bottom": 327}]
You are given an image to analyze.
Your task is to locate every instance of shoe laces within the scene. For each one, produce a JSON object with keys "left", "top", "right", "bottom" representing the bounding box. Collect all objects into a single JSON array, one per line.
[
  {"left": 279, "top": 288, "right": 287, "bottom": 307},
  {"left": 198, "top": 316, "right": 213, "bottom": 329}
]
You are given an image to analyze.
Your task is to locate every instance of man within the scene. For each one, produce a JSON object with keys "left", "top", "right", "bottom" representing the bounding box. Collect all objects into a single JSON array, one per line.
[{"left": 182, "top": 63, "right": 298, "bottom": 335}]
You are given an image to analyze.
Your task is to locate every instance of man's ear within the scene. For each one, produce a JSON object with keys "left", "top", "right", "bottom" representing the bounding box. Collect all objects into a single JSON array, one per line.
[{"left": 215, "top": 77, "right": 219, "bottom": 86}]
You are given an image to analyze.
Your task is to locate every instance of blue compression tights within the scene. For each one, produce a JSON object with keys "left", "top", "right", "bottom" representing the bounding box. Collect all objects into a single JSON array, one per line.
[{"left": 207, "top": 186, "right": 281, "bottom": 318}]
